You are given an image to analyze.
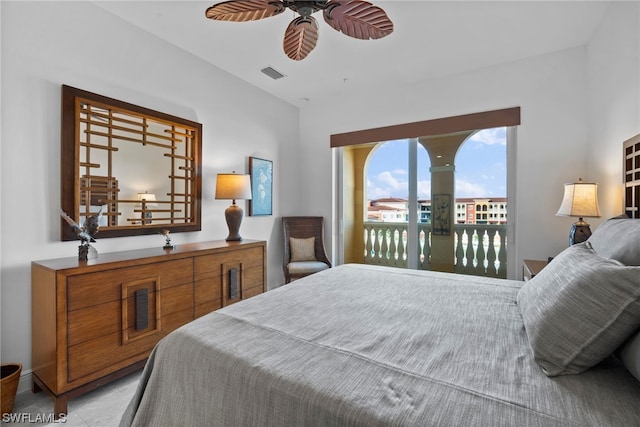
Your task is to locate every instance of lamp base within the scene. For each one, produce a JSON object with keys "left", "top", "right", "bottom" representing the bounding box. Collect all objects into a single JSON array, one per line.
[
  {"left": 569, "top": 219, "right": 591, "bottom": 245},
  {"left": 224, "top": 203, "right": 244, "bottom": 241}
]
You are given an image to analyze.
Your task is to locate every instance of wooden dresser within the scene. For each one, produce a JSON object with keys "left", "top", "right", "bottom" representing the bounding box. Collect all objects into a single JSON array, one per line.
[{"left": 31, "top": 239, "right": 266, "bottom": 416}]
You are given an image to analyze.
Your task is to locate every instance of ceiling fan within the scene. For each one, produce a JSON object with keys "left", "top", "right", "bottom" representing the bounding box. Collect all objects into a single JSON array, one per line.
[{"left": 205, "top": 0, "right": 394, "bottom": 61}]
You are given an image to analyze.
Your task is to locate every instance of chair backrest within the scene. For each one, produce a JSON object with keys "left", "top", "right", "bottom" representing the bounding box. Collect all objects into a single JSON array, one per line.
[{"left": 282, "top": 216, "right": 331, "bottom": 268}]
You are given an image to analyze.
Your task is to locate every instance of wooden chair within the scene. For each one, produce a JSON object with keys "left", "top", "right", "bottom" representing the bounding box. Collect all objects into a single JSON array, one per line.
[{"left": 282, "top": 216, "right": 331, "bottom": 283}]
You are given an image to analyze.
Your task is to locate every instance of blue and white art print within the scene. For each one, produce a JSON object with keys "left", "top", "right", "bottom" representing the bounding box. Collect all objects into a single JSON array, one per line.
[{"left": 249, "top": 157, "right": 273, "bottom": 216}]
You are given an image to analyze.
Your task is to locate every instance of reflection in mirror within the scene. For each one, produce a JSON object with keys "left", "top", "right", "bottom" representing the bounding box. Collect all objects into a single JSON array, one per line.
[{"left": 61, "top": 85, "right": 202, "bottom": 240}]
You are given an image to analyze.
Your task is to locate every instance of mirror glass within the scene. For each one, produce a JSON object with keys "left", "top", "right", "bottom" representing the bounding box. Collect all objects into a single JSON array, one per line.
[{"left": 61, "top": 85, "right": 202, "bottom": 240}]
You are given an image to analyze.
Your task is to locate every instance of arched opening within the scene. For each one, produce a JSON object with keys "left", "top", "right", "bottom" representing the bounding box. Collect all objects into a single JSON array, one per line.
[
  {"left": 333, "top": 108, "right": 519, "bottom": 278},
  {"left": 452, "top": 128, "right": 508, "bottom": 277},
  {"left": 362, "top": 139, "right": 431, "bottom": 269}
]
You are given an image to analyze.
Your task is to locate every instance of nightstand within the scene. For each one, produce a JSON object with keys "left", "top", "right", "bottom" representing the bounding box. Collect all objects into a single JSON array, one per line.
[{"left": 522, "top": 259, "right": 548, "bottom": 281}]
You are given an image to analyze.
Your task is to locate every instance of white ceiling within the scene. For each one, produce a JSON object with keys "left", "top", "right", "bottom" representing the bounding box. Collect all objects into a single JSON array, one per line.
[{"left": 95, "top": 1, "right": 612, "bottom": 108}]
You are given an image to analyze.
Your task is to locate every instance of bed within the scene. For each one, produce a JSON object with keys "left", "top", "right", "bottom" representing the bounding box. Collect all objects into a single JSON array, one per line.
[{"left": 121, "top": 217, "right": 640, "bottom": 426}]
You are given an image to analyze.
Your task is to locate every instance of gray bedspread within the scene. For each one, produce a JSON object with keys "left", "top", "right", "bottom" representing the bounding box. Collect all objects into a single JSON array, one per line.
[{"left": 120, "top": 264, "right": 640, "bottom": 426}]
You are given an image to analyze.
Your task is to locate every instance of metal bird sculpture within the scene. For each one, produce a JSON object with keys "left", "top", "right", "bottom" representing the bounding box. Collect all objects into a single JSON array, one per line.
[{"left": 60, "top": 209, "right": 102, "bottom": 245}]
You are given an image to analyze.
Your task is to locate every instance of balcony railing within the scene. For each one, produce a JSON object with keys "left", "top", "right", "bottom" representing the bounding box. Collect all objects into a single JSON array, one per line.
[{"left": 363, "top": 222, "right": 507, "bottom": 278}]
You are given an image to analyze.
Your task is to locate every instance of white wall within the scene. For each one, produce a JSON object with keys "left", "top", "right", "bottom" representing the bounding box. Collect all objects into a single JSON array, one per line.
[
  {"left": 298, "top": 2, "right": 639, "bottom": 280},
  {"left": 0, "top": 1, "right": 299, "bottom": 383},
  {"left": 587, "top": 1, "right": 640, "bottom": 211},
  {"left": 300, "top": 46, "right": 591, "bottom": 273}
]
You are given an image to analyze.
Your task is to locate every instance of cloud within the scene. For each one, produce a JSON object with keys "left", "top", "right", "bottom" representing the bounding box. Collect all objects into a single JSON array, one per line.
[
  {"left": 367, "top": 170, "right": 410, "bottom": 199},
  {"left": 367, "top": 185, "right": 393, "bottom": 200},
  {"left": 377, "top": 171, "right": 405, "bottom": 190},
  {"left": 366, "top": 132, "right": 506, "bottom": 201},
  {"left": 455, "top": 179, "right": 488, "bottom": 198},
  {"left": 368, "top": 171, "right": 432, "bottom": 200},
  {"left": 492, "top": 161, "right": 506, "bottom": 171},
  {"left": 366, "top": 176, "right": 384, "bottom": 199},
  {"left": 469, "top": 127, "right": 506, "bottom": 146}
]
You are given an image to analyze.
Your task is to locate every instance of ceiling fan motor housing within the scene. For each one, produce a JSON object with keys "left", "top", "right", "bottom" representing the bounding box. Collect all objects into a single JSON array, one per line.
[{"left": 283, "top": 1, "right": 329, "bottom": 17}]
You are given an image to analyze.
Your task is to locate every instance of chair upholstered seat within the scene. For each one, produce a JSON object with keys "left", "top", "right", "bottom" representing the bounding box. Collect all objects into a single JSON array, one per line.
[
  {"left": 282, "top": 216, "right": 331, "bottom": 283},
  {"left": 287, "top": 261, "right": 330, "bottom": 276}
]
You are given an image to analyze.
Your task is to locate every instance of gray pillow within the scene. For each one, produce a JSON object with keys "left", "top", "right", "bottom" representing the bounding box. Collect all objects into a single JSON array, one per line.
[
  {"left": 618, "top": 330, "right": 640, "bottom": 382},
  {"left": 587, "top": 217, "right": 640, "bottom": 265},
  {"left": 517, "top": 242, "right": 640, "bottom": 376}
]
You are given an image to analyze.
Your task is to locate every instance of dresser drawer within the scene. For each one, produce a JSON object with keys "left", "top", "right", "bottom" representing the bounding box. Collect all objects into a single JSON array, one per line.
[
  {"left": 244, "top": 263, "right": 266, "bottom": 293},
  {"left": 67, "top": 301, "right": 195, "bottom": 382},
  {"left": 65, "top": 259, "right": 194, "bottom": 383},
  {"left": 194, "top": 246, "right": 264, "bottom": 281},
  {"left": 194, "top": 277, "right": 222, "bottom": 316},
  {"left": 67, "top": 258, "right": 193, "bottom": 311},
  {"left": 67, "top": 329, "right": 158, "bottom": 382},
  {"left": 194, "top": 245, "right": 265, "bottom": 311}
]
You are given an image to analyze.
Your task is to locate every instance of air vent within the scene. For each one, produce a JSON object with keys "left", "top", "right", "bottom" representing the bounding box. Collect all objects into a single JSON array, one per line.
[{"left": 261, "top": 66, "right": 286, "bottom": 80}]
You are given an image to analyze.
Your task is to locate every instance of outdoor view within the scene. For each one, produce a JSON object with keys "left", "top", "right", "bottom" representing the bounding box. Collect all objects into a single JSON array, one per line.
[
  {"left": 363, "top": 128, "right": 508, "bottom": 277},
  {"left": 367, "top": 127, "right": 507, "bottom": 205}
]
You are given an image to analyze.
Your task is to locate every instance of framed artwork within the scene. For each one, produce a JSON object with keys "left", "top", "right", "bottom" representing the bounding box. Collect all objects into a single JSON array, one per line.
[
  {"left": 432, "top": 194, "right": 451, "bottom": 235},
  {"left": 249, "top": 157, "right": 273, "bottom": 216}
]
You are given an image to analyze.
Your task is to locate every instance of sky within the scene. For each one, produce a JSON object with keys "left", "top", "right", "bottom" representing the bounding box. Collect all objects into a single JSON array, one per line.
[{"left": 366, "top": 127, "right": 507, "bottom": 200}]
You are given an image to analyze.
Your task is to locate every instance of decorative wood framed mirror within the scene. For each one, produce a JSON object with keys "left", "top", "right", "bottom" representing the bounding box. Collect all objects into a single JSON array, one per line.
[
  {"left": 61, "top": 85, "right": 202, "bottom": 240},
  {"left": 624, "top": 133, "right": 640, "bottom": 218}
]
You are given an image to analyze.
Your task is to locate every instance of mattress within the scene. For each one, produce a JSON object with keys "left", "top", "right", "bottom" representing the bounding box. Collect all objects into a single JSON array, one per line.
[{"left": 120, "top": 264, "right": 640, "bottom": 426}]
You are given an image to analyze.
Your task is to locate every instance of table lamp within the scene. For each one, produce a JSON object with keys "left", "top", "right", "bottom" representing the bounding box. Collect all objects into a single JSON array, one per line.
[
  {"left": 215, "top": 172, "right": 252, "bottom": 241},
  {"left": 136, "top": 191, "right": 157, "bottom": 224},
  {"left": 556, "top": 178, "right": 601, "bottom": 245}
]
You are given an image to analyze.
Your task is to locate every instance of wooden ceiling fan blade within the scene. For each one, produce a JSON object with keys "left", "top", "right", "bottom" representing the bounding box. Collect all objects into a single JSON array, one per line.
[
  {"left": 283, "top": 16, "right": 319, "bottom": 61},
  {"left": 323, "top": 0, "right": 393, "bottom": 40},
  {"left": 205, "top": 0, "right": 285, "bottom": 22}
]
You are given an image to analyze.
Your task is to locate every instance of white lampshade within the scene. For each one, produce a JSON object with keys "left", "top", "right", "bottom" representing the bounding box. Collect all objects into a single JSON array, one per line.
[
  {"left": 556, "top": 178, "right": 601, "bottom": 218},
  {"left": 136, "top": 192, "right": 157, "bottom": 207},
  {"left": 215, "top": 173, "right": 252, "bottom": 201}
]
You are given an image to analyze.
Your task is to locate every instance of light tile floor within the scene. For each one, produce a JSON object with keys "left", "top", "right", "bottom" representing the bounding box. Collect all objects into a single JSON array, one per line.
[{"left": 4, "top": 371, "right": 141, "bottom": 426}]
